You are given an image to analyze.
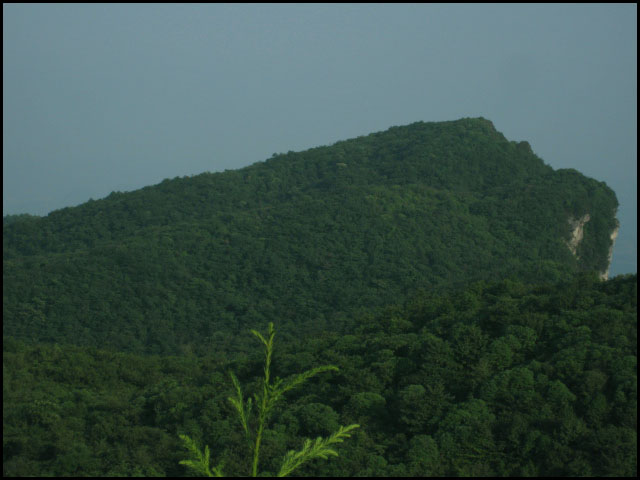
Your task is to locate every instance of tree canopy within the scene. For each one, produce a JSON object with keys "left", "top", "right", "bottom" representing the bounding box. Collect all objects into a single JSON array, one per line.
[
  {"left": 3, "top": 274, "right": 636, "bottom": 476},
  {"left": 3, "top": 118, "right": 631, "bottom": 476},
  {"left": 3, "top": 118, "right": 619, "bottom": 355}
]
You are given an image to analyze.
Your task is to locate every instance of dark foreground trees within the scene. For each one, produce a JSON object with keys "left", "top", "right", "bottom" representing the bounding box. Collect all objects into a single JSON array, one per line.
[{"left": 3, "top": 274, "right": 636, "bottom": 476}]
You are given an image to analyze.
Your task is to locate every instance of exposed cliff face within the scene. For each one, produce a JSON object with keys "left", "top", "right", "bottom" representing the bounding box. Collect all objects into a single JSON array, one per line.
[
  {"left": 601, "top": 226, "right": 620, "bottom": 280},
  {"left": 567, "top": 214, "right": 591, "bottom": 256},
  {"left": 566, "top": 214, "right": 619, "bottom": 280}
]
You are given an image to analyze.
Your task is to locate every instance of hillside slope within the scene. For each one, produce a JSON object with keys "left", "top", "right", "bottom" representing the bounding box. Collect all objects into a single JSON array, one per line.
[
  {"left": 3, "top": 273, "right": 636, "bottom": 476},
  {"left": 3, "top": 118, "right": 619, "bottom": 354}
]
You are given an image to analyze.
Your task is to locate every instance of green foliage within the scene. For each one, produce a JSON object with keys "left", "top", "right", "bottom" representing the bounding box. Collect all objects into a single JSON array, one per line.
[
  {"left": 178, "top": 323, "right": 359, "bottom": 477},
  {"left": 178, "top": 434, "right": 223, "bottom": 477},
  {"left": 277, "top": 424, "right": 360, "bottom": 477},
  {"left": 2, "top": 119, "right": 631, "bottom": 477},
  {"left": 2, "top": 275, "right": 636, "bottom": 476},
  {"left": 3, "top": 213, "right": 41, "bottom": 227},
  {"left": 3, "top": 118, "right": 619, "bottom": 356}
]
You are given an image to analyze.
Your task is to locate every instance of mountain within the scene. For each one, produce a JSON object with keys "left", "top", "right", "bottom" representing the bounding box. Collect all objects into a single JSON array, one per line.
[{"left": 3, "top": 117, "right": 619, "bottom": 355}]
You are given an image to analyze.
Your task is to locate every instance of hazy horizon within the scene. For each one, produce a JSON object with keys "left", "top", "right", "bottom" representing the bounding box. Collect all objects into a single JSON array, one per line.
[{"left": 3, "top": 4, "right": 636, "bottom": 275}]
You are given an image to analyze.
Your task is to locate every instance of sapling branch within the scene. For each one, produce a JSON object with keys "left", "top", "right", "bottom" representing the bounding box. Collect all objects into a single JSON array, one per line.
[{"left": 178, "top": 323, "right": 359, "bottom": 477}]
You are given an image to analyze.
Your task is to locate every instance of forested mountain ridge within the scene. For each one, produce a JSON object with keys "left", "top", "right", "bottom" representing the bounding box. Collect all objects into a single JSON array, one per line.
[
  {"left": 3, "top": 117, "right": 619, "bottom": 355},
  {"left": 2, "top": 118, "right": 634, "bottom": 477}
]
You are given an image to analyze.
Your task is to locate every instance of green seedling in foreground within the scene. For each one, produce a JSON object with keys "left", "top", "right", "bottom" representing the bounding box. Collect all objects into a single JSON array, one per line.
[{"left": 179, "top": 322, "right": 360, "bottom": 476}]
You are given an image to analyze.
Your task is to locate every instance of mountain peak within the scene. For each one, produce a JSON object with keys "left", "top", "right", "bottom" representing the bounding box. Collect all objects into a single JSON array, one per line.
[{"left": 4, "top": 119, "right": 619, "bottom": 354}]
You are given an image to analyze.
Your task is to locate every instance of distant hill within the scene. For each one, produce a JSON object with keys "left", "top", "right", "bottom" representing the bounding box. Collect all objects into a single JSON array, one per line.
[{"left": 3, "top": 118, "right": 619, "bottom": 355}]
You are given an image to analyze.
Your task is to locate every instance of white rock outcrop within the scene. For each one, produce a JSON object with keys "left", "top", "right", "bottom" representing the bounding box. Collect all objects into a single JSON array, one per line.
[
  {"left": 566, "top": 214, "right": 591, "bottom": 256},
  {"left": 566, "top": 213, "right": 619, "bottom": 280},
  {"left": 600, "top": 226, "right": 619, "bottom": 280}
]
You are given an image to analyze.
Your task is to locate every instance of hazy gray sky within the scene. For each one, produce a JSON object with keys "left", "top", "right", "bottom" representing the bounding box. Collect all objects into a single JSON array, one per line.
[{"left": 3, "top": 4, "right": 636, "bottom": 275}]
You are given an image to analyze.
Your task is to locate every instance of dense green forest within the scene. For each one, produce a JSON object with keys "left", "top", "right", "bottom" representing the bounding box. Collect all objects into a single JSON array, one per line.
[
  {"left": 3, "top": 274, "right": 636, "bottom": 476},
  {"left": 3, "top": 118, "right": 634, "bottom": 476},
  {"left": 3, "top": 118, "right": 619, "bottom": 355}
]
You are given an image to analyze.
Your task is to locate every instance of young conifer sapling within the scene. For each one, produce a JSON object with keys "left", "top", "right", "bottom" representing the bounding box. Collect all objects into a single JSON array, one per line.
[{"left": 179, "top": 322, "right": 360, "bottom": 477}]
